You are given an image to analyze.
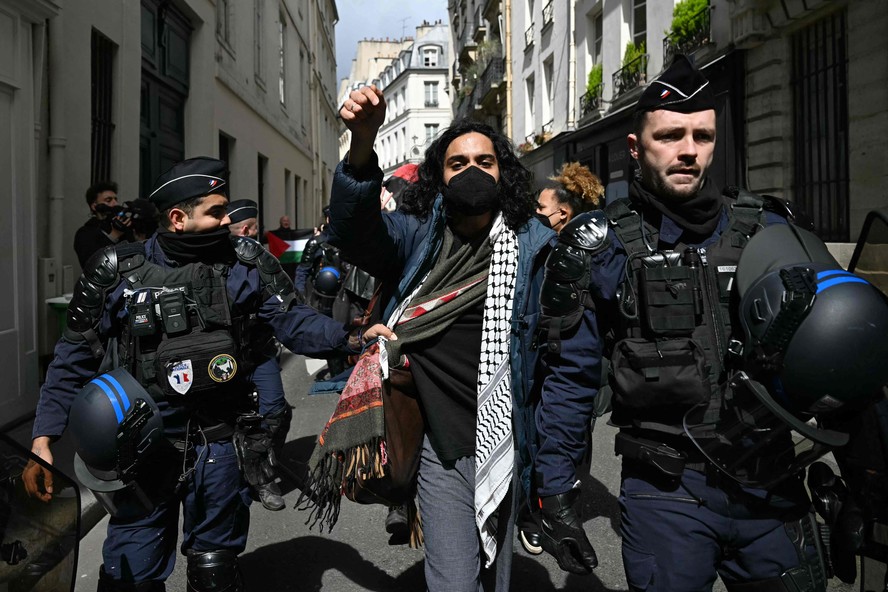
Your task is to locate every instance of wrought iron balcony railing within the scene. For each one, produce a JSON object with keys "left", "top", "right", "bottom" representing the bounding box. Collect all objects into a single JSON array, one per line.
[
  {"left": 613, "top": 53, "right": 648, "bottom": 99},
  {"left": 580, "top": 83, "right": 604, "bottom": 116},
  {"left": 478, "top": 56, "right": 505, "bottom": 102},
  {"left": 524, "top": 24, "right": 534, "bottom": 47},
  {"left": 663, "top": 5, "right": 711, "bottom": 64},
  {"left": 542, "top": 1, "right": 553, "bottom": 27}
]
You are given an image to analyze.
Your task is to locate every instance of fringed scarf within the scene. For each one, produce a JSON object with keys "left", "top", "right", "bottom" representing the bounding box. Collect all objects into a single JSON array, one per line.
[{"left": 298, "top": 215, "right": 519, "bottom": 566}]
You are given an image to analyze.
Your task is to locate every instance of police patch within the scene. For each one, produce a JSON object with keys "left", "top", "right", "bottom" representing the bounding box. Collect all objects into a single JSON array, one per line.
[
  {"left": 167, "top": 360, "right": 194, "bottom": 394},
  {"left": 208, "top": 354, "right": 237, "bottom": 383}
]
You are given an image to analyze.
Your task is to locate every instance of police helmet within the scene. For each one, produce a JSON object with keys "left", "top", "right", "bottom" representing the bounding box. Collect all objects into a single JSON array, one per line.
[
  {"left": 313, "top": 266, "right": 342, "bottom": 297},
  {"left": 684, "top": 224, "right": 888, "bottom": 488},
  {"left": 69, "top": 369, "right": 168, "bottom": 518}
]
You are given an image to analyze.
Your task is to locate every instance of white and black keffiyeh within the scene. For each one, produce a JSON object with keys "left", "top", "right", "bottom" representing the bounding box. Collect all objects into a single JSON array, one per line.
[{"left": 474, "top": 214, "right": 518, "bottom": 567}]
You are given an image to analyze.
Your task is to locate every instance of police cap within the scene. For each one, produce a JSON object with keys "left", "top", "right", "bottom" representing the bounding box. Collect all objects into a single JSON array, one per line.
[
  {"left": 149, "top": 156, "right": 229, "bottom": 212},
  {"left": 227, "top": 199, "right": 258, "bottom": 224},
  {"left": 635, "top": 54, "right": 716, "bottom": 114}
]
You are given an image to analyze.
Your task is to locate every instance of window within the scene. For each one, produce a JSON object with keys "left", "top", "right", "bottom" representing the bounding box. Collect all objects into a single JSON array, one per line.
[
  {"left": 278, "top": 12, "right": 286, "bottom": 105},
  {"left": 525, "top": 75, "right": 535, "bottom": 129},
  {"left": 424, "top": 123, "right": 439, "bottom": 144},
  {"left": 218, "top": 132, "right": 234, "bottom": 185},
  {"left": 542, "top": 57, "right": 554, "bottom": 126},
  {"left": 632, "top": 0, "right": 647, "bottom": 49},
  {"left": 792, "top": 10, "right": 849, "bottom": 241},
  {"left": 424, "top": 82, "right": 439, "bottom": 107},
  {"left": 91, "top": 30, "right": 116, "bottom": 184},
  {"left": 254, "top": 0, "right": 264, "bottom": 84},
  {"left": 217, "top": 0, "right": 233, "bottom": 47},
  {"left": 588, "top": 11, "right": 603, "bottom": 65},
  {"left": 423, "top": 47, "right": 439, "bottom": 67}
]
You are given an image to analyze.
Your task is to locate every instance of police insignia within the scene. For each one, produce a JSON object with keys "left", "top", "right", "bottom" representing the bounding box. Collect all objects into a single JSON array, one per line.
[
  {"left": 208, "top": 354, "right": 237, "bottom": 383},
  {"left": 168, "top": 360, "right": 194, "bottom": 394}
]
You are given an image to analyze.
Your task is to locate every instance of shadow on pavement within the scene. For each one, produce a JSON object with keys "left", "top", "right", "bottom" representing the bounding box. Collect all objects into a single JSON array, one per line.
[{"left": 241, "top": 535, "right": 628, "bottom": 592}]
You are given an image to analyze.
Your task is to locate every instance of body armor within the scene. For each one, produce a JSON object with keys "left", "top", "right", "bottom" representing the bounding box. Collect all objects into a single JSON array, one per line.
[{"left": 67, "top": 237, "right": 295, "bottom": 404}]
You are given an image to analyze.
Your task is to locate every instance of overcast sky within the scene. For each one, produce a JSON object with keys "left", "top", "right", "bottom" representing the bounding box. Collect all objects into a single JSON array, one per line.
[{"left": 335, "top": 0, "right": 449, "bottom": 82}]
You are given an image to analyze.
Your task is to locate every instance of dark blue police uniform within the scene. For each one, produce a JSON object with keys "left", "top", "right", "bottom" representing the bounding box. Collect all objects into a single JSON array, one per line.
[
  {"left": 34, "top": 233, "right": 355, "bottom": 587},
  {"left": 534, "top": 183, "right": 825, "bottom": 590}
]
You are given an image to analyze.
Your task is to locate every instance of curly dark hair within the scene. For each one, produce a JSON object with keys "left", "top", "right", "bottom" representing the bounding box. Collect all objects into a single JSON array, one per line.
[{"left": 399, "top": 119, "right": 535, "bottom": 230}]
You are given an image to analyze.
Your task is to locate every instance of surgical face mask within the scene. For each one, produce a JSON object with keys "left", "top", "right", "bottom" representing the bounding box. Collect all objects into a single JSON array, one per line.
[{"left": 442, "top": 166, "right": 499, "bottom": 216}]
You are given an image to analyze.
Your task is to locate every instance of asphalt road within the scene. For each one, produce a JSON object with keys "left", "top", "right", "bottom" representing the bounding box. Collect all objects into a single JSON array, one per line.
[{"left": 74, "top": 350, "right": 861, "bottom": 591}]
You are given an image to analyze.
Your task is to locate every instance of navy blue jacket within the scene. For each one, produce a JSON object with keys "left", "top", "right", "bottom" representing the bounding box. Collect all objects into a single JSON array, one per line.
[
  {"left": 535, "top": 199, "right": 786, "bottom": 497},
  {"left": 34, "top": 234, "right": 354, "bottom": 439},
  {"left": 326, "top": 157, "right": 555, "bottom": 494}
]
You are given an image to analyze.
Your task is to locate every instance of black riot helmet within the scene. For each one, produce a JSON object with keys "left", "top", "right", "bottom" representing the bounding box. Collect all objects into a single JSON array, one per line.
[
  {"left": 684, "top": 224, "right": 888, "bottom": 489},
  {"left": 69, "top": 369, "right": 170, "bottom": 519},
  {"left": 313, "top": 265, "right": 342, "bottom": 297}
]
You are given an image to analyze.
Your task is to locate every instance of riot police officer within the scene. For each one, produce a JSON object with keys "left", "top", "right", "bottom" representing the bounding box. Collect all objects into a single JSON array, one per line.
[
  {"left": 24, "top": 157, "right": 393, "bottom": 591},
  {"left": 534, "top": 55, "right": 888, "bottom": 590}
]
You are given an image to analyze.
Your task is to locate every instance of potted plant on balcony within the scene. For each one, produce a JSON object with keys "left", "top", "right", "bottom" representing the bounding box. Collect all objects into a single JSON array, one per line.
[
  {"left": 669, "top": 0, "right": 709, "bottom": 50},
  {"left": 587, "top": 63, "right": 603, "bottom": 98},
  {"left": 517, "top": 141, "right": 535, "bottom": 155}
]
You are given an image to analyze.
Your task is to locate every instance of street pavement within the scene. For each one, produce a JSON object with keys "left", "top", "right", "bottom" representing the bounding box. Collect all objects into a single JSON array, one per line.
[{"left": 74, "top": 350, "right": 858, "bottom": 591}]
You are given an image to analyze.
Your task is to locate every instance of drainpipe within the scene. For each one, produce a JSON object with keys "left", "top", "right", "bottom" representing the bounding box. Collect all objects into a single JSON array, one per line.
[
  {"left": 567, "top": 0, "right": 577, "bottom": 130},
  {"left": 505, "top": 0, "right": 512, "bottom": 139},
  {"left": 47, "top": 12, "right": 66, "bottom": 266}
]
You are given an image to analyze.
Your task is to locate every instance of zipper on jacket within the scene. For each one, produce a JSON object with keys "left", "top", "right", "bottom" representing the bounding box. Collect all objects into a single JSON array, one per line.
[{"left": 699, "top": 248, "right": 725, "bottom": 364}]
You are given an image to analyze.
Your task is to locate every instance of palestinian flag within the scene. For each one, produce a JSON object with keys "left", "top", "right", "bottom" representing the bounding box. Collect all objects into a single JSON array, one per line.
[{"left": 265, "top": 229, "right": 313, "bottom": 264}]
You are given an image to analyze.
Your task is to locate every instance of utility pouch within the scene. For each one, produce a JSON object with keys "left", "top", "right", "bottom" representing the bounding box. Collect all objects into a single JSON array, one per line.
[
  {"left": 611, "top": 337, "right": 710, "bottom": 410},
  {"left": 638, "top": 265, "right": 700, "bottom": 336},
  {"left": 615, "top": 432, "right": 687, "bottom": 477},
  {"left": 154, "top": 329, "right": 241, "bottom": 398}
]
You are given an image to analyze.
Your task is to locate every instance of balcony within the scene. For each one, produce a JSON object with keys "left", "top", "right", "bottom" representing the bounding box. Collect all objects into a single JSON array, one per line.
[
  {"left": 477, "top": 57, "right": 505, "bottom": 106},
  {"left": 663, "top": 5, "right": 711, "bottom": 65},
  {"left": 580, "top": 83, "right": 604, "bottom": 117},
  {"left": 425, "top": 100, "right": 439, "bottom": 108},
  {"left": 459, "top": 23, "right": 478, "bottom": 62},
  {"left": 542, "top": 1, "right": 553, "bottom": 29},
  {"left": 524, "top": 24, "right": 534, "bottom": 48},
  {"left": 613, "top": 53, "right": 648, "bottom": 100}
]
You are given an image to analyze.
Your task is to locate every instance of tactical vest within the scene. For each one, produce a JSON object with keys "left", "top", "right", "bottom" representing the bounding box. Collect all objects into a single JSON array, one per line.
[
  {"left": 606, "top": 189, "right": 771, "bottom": 435},
  {"left": 65, "top": 236, "right": 297, "bottom": 405}
]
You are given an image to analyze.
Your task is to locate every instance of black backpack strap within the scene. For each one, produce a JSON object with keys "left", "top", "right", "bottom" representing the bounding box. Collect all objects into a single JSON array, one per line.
[
  {"left": 606, "top": 198, "right": 656, "bottom": 257},
  {"left": 722, "top": 186, "right": 767, "bottom": 249}
]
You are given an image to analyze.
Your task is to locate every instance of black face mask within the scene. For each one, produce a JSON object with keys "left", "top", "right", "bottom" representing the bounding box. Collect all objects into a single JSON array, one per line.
[
  {"left": 442, "top": 166, "right": 499, "bottom": 216},
  {"left": 534, "top": 212, "right": 555, "bottom": 229}
]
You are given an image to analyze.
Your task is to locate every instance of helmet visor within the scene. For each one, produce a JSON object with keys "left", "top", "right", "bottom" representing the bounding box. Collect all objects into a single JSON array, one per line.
[{"left": 683, "top": 372, "right": 848, "bottom": 489}]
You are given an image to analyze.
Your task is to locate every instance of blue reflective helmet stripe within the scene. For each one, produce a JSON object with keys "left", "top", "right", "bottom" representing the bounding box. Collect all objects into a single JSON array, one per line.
[
  {"left": 815, "top": 270, "right": 869, "bottom": 294},
  {"left": 319, "top": 266, "right": 340, "bottom": 278},
  {"left": 89, "top": 375, "right": 128, "bottom": 424},
  {"left": 102, "top": 373, "right": 132, "bottom": 413}
]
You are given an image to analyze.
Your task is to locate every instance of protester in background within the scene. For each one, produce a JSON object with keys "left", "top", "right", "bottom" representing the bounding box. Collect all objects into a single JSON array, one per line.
[
  {"left": 73, "top": 181, "right": 132, "bottom": 268},
  {"left": 227, "top": 199, "right": 260, "bottom": 238},
  {"left": 329, "top": 85, "right": 554, "bottom": 591},
  {"left": 535, "top": 162, "right": 604, "bottom": 234}
]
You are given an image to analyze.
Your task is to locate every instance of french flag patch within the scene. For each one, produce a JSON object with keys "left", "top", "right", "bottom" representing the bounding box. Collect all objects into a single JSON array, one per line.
[
  {"left": 659, "top": 89, "right": 671, "bottom": 99},
  {"left": 209, "top": 179, "right": 218, "bottom": 188}
]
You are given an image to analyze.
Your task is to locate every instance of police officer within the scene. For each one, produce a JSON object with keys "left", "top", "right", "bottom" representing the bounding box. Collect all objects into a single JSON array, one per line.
[
  {"left": 535, "top": 56, "right": 832, "bottom": 589},
  {"left": 223, "top": 198, "right": 292, "bottom": 512},
  {"left": 24, "top": 157, "right": 393, "bottom": 591}
]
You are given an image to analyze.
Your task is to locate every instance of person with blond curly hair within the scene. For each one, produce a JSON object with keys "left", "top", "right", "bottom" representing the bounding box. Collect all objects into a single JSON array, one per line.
[{"left": 535, "top": 162, "right": 604, "bottom": 234}]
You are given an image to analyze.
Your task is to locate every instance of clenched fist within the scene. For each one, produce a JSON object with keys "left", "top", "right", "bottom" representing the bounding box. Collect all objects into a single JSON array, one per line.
[{"left": 341, "top": 85, "right": 386, "bottom": 170}]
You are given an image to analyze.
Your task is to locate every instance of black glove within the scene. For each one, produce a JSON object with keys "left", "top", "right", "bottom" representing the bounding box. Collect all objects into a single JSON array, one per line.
[
  {"left": 540, "top": 488, "right": 598, "bottom": 574},
  {"left": 233, "top": 413, "right": 277, "bottom": 488}
]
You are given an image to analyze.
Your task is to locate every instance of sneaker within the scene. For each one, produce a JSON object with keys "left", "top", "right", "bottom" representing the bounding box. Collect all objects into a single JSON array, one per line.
[
  {"left": 257, "top": 481, "right": 285, "bottom": 511},
  {"left": 385, "top": 505, "right": 409, "bottom": 544},
  {"left": 519, "top": 527, "right": 543, "bottom": 555}
]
